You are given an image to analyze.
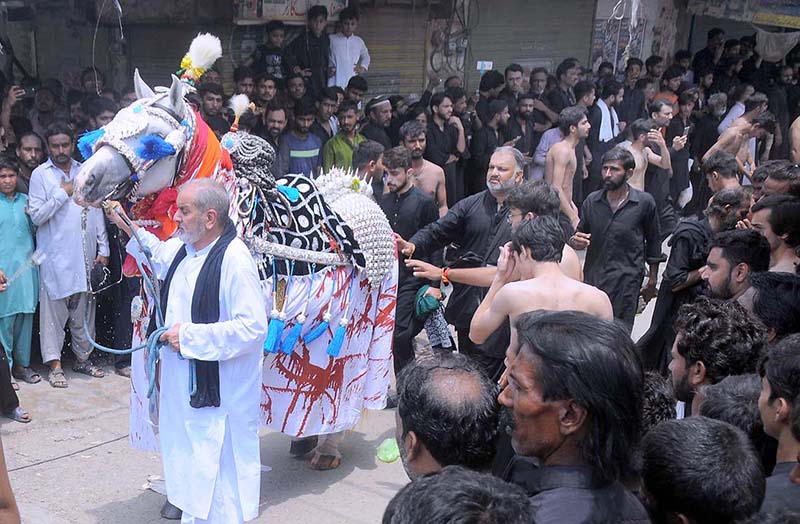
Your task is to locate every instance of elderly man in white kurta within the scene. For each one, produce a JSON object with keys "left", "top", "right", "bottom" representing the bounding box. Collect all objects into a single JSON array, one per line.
[
  {"left": 108, "top": 179, "right": 267, "bottom": 524},
  {"left": 28, "top": 123, "right": 109, "bottom": 388}
]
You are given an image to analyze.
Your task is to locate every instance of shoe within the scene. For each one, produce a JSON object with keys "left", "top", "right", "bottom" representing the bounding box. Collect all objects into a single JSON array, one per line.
[{"left": 160, "top": 499, "right": 182, "bottom": 520}]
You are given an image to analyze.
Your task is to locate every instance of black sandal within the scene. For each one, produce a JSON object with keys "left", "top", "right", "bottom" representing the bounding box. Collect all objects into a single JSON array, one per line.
[{"left": 13, "top": 367, "right": 41, "bottom": 384}]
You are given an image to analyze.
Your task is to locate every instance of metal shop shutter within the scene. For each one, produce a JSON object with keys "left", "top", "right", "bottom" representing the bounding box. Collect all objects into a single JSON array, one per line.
[
  {"left": 466, "top": 0, "right": 596, "bottom": 90},
  {"left": 357, "top": 7, "right": 428, "bottom": 98}
]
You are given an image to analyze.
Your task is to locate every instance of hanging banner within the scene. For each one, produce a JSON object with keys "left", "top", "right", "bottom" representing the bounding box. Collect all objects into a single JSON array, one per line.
[
  {"left": 688, "top": 0, "right": 800, "bottom": 30},
  {"left": 234, "top": 0, "right": 347, "bottom": 25}
]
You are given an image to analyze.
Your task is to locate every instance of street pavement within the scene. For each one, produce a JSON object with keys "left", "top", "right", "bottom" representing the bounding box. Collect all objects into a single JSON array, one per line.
[{"left": 3, "top": 242, "right": 667, "bottom": 523}]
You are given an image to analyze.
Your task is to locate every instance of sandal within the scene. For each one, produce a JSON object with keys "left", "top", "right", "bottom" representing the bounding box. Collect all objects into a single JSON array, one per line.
[
  {"left": 72, "top": 361, "right": 105, "bottom": 378},
  {"left": 4, "top": 406, "right": 31, "bottom": 423},
  {"left": 12, "top": 367, "right": 41, "bottom": 384},
  {"left": 48, "top": 368, "right": 68, "bottom": 388},
  {"left": 309, "top": 452, "right": 342, "bottom": 471},
  {"left": 10, "top": 377, "right": 18, "bottom": 391},
  {"left": 289, "top": 436, "right": 318, "bottom": 457}
]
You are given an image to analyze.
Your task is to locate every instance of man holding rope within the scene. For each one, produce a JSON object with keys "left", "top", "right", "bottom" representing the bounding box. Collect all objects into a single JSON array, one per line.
[{"left": 105, "top": 179, "right": 267, "bottom": 524}]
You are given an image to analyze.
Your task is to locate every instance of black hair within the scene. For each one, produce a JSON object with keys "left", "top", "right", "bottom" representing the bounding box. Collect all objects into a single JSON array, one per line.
[
  {"left": 478, "top": 70, "right": 504, "bottom": 92},
  {"left": 751, "top": 194, "right": 800, "bottom": 248},
  {"left": 398, "top": 120, "right": 426, "bottom": 142},
  {"left": 642, "top": 372, "right": 676, "bottom": 436},
  {"left": 721, "top": 56, "right": 744, "bottom": 74},
  {"left": 626, "top": 58, "right": 644, "bottom": 71},
  {"left": 87, "top": 96, "right": 118, "bottom": 119},
  {"left": 711, "top": 229, "right": 771, "bottom": 273},
  {"left": 556, "top": 59, "right": 579, "bottom": 80},
  {"left": 255, "top": 73, "right": 278, "bottom": 86},
  {"left": 724, "top": 38, "right": 740, "bottom": 50},
  {"left": 43, "top": 121, "right": 74, "bottom": 143},
  {"left": 265, "top": 20, "right": 286, "bottom": 33},
  {"left": 601, "top": 146, "right": 636, "bottom": 171},
  {"left": 760, "top": 333, "right": 800, "bottom": 409},
  {"left": 197, "top": 82, "right": 224, "bottom": 98},
  {"left": 675, "top": 296, "right": 766, "bottom": 384},
  {"left": 635, "top": 77, "right": 658, "bottom": 90},
  {"left": 444, "top": 87, "right": 466, "bottom": 104},
  {"left": 383, "top": 146, "right": 411, "bottom": 171},
  {"left": 397, "top": 353, "right": 500, "bottom": 472},
  {"left": 745, "top": 92, "right": 769, "bottom": 112},
  {"left": 16, "top": 131, "right": 44, "bottom": 150},
  {"left": 648, "top": 98, "right": 673, "bottom": 116},
  {"left": 557, "top": 105, "right": 587, "bottom": 135},
  {"left": 293, "top": 98, "right": 316, "bottom": 118},
  {"left": 663, "top": 64, "right": 684, "bottom": 81},
  {"left": 382, "top": 466, "right": 533, "bottom": 524},
  {"left": 750, "top": 272, "right": 800, "bottom": 340},
  {"left": 708, "top": 28, "right": 725, "bottom": 41},
  {"left": 766, "top": 163, "right": 800, "bottom": 197},
  {"left": 505, "top": 180, "right": 560, "bottom": 217},
  {"left": 601, "top": 79, "right": 623, "bottom": 100},
  {"left": 514, "top": 310, "right": 644, "bottom": 484},
  {"left": 702, "top": 150, "right": 738, "bottom": 179},
  {"left": 530, "top": 66, "right": 549, "bottom": 78},
  {"left": 504, "top": 63, "right": 524, "bottom": 77},
  {"left": 730, "top": 83, "right": 752, "bottom": 104},
  {"left": 487, "top": 99, "right": 508, "bottom": 121},
  {"left": 598, "top": 61, "right": 614, "bottom": 71},
  {"left": 753, "top": 160, "right": 789, "bottom": 184},
  {"left": 629, "top": 118, "right": 655, "bottom": 141},
  {"left": 339, "top": 6, "right": 359, "bottom": 21},
  {"left": 265, "top": 101, "right": 287, "bottom": 119},
  {"left": 642, "top": 417, "right": 765, "bottom": 524},
  {"left": 346, "top": 75, "right": 368, "bottom": 92},
  {"left": 699, "top": 374, "right": 777, "bottom": 473},
  {"left": 307, "top": 5, "right": 328, "bottom": 20},
  {"left": 337, "top": 99, "right": 358, "bottom": 115},
  {"left": 741, "top": 512, "right": 800, "bottom": 524},
  {"left": 677, "top": 90, "right": 696, "bottom": 107},
  {"left": 645, "top": 55, "right": 664, "bottom": 69},
  {"left": 753, "top": 111, "right": 777, "bottom": 134},
  {"left": 675, "top": 49, "right": 692, "bottom": 62},
  {"left": 429, "top": 92, "right": 451, "bottom": 113},
  {"left": 573, "top": 80, "right": 595, "bottom": 102},
  {"left": 0, "top": 155, "right": 19, "bottom": 173},
  {"left": 233, "top": 66, "right": 254, "bottom": 83},
  {"left": 317, "top": 87, "right": 338, "bottom": 104},
  {"left": 511, "top": 215, "right": 564, "bottom": 262},
  {"left": 351, "top": 139, "right": 384, "bottom": 170},
  {"left": 704, "top": 186, "right": 749, "bottom": 228},
  {"left": 80, "top": 66, "right": 105, "bottom": 85}
]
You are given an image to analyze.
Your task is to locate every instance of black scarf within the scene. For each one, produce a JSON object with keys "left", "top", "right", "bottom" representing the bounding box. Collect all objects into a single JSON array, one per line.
[{"left": 148, "top": 220, "right": 237, "bottom": 408}]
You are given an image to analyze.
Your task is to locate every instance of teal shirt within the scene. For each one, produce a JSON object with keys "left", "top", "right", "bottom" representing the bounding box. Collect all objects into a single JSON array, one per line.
[{"left": 0, "top": 192, "right": 38, "bottom": 316}]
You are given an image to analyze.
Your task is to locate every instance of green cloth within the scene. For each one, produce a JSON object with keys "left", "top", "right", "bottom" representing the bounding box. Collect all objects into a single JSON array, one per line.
[
  {"left": 376, "top": 437, "right": 400, "bottom": 463},
  {"left": 0, "top": 313, "right": 33, "bottom": 368},
  {"left": 322, "top": 132, "right": 365, "bottom": 172},
  {"left": 0, "top": 192, "right": 37, "bottom": 317},
  {"left": 415, "top": 285, "right": 444, "bottom": 319}
]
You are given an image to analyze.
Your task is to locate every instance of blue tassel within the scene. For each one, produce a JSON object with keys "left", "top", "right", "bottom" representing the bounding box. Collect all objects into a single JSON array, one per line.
[
  {"left": 77, "top": 128, "right": 105, "bottom": 160},
  {"left": 263, "top": 317, "right": 285, "bottom": 354},
  {"left": 277, "top": 184, "right": 301, "bottom": 203},
  {"left": 136, "top": 134, "right": 177, "bottom": 161},
  {"left": 326, "top": 323, "right": 347, "bottom": 358},
  {"left": 303, "top": 320, "right": 329, "bottom": 344},
  {"left": 280, "top": 320, "right": 304, "bottom": 354}
]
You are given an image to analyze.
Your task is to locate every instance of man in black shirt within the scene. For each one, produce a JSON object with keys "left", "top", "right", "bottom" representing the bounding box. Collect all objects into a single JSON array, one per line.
[
  {"left": 287, "top": 5, "right": 330, "bottom": 100},
  {"left": 360, "top": 96, "right": 393, "bottom": 150},
  {"left": 475, "top": 70, "right": 505, "bottom": 126},
  {"left": 547, "top": 59, "right": 580, "bottom": 115},
  {"left": 504, "top": 92, "right": 536, "bottom": 173},
  {"left": 497, "top": 63, "right": 524, "bottom": 114},
  {"left": 500, "top": 310, "right": 650, "bottom": 524},
  {"left": 469, "top": 100, "right": 510, "bottom": 196},
  {"left": 692, "top": 27, "right": 725, "bottom": 79},
  {"left": 378, "top": 147, "right": 438, "bottom": 372},
  {"left": 759, "top": 334, "right": 800, "bottom": 516},
  {"left": 398, "top": 147, "right": 522, "bottom": 377},
  {"left": 571, "top": 147, "right": 662, "bottom": 331},
  {"left": 310, "top": 87, "right": 337, "bottom": 144},
  {"left": 424, "top": 93, "right": 466, "bottom": 207}
]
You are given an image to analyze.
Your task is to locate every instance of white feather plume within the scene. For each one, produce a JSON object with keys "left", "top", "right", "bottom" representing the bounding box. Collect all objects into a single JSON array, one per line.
[
  {"left": 186, "top": 33, "right": 222, "bottom": 71},
  {"left": 228, "top": 94, "right": 251, "bottom": 119}
]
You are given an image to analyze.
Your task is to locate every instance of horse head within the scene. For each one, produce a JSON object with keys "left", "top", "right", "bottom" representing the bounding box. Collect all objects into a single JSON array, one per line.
[{"left": 74, "top": 69, "right": 191, "bottom": 207}]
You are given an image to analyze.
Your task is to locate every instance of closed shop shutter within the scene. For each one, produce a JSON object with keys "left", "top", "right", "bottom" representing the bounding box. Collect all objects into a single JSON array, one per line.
[
  {"left": 466, "top": 0, "right": 596, "bottom": 89},
  {"left": 356, "top": 7, "right": 428, "bottom": 98}
]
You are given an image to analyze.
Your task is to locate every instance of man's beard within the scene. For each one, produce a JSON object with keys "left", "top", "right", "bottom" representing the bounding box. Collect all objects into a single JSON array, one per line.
[
  {"left": 410, "top": 149, "right": 423, "bottom": 159},
  {"left": 498, "top": 407, "right": 516, "bottom": 436},
  {"left": 603, "top": 177, "right": 626, "bottom": 191},
  {"left": 487, "top": 177, "right": 516, "bottom": 194},
  {"left": 22, "top": 158, "right": 39, "bottom": 170},
  {"left": 519, "top": 111, "right": 533, "bottom": 121},
  {"left": 397, "top": 438, "right": 417, "bottom": 481},
  {"left": 711, "top": 272, "right": 735, "bottom": 300},
  {"left": 673, "top": 370, "right": 693, "bottom": 403},
  {"left": 177, "top": 223, "right": 203, "bottom": 245}
]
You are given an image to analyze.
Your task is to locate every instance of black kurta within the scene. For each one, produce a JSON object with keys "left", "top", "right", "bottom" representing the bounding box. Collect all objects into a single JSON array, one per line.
[
  {"left": 578, "top": 186, "right": 663, "bottom": 330},
  {"left": 360, "top": 122, "right": 392, "bottom": 150}
]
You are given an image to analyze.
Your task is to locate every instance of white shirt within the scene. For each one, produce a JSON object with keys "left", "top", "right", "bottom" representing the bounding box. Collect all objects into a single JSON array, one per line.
[
  {"left": 718, "top": 101, "right": 745, "bottom": 134},
  {"left": 597, "top": 99, "right": 620, "bottom": 142},
  {"left": 328, "top": 32, "right": 370, "bottom": 88},
  {"left": 127, "top": 230, "right": 267, "bottom": 520},
  {"left": 28, "top": 158, "right": 109, "bottom": 300}
]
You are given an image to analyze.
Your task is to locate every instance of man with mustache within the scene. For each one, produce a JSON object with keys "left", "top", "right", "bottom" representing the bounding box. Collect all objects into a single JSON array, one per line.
[{"left": 400, "top": 120, "right": 447, "bottom": 216}]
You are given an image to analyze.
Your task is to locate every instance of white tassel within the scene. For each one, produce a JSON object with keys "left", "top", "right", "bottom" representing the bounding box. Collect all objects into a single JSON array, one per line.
[
  {"left": 228, "top": 94, "right": 251, "bottom": 119},
  {"left": 186, "top": 33, "right": 222, "bottom": 71}
]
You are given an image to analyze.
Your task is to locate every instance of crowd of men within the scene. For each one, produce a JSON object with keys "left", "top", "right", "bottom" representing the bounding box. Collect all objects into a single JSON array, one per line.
[{"left": 0, "top": 6, "right": 799, "bottom": 522}]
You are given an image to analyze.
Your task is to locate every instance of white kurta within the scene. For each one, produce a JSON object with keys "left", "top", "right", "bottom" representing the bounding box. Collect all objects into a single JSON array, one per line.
[
  {"left": 28, "top": 158, "right": 109, "bottom": 300},
  {"left": 328, "top": 32, "right": 370, "bottom": 88},
  {"left": 127, "top": 230, "right": 267, "bottom": 522}
]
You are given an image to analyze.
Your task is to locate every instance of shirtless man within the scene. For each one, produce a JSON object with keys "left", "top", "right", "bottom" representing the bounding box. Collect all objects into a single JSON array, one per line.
[
  {"left": 790, "top": 114, "right": 800, "bottom": 163},
  {"left": 750, "top": 194, "right": 800, "bottom": 273},
  {"left": 704, "top": 111, "right": 775, "bottom": 181},
  {"left": 545, "top": 106, "right": 590, "bottom": 228},
  {"left": 399, "top": 120, "right": 448, "bottom": 216},
  {"left": 469, "top": 214, "right": 612, "bottom": 345},
  {"left": 619, "top": 118, "right": 672, "bottom": 191},
  {"left": 404, "top": 179, "right": 583, "bottom": 286}
]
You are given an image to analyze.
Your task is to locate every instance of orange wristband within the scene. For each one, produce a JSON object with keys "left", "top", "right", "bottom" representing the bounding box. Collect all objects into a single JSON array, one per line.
[{"left": 441, "top": 267, "right": 450, "bottom": 285}]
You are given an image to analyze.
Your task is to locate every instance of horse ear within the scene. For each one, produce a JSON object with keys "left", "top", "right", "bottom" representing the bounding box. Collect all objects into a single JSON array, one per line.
[
  {"left": 133, "top": 68, "right": 155, "bottom": 99},
  {"left": 168, "top": 74, "right": 187, "bottom": 117}
]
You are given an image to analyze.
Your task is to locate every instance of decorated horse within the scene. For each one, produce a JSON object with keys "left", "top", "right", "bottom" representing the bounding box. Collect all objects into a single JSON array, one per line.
[{"left": 73, "top": 34, "right": 397, "bottom": 469}]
